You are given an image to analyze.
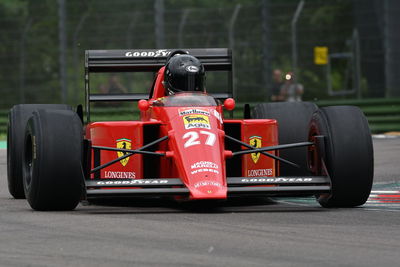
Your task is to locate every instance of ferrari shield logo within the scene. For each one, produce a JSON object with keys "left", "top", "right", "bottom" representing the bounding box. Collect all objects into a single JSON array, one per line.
[
  {"left": 116, "top": 138, "right": 131, "bottom": 166},
  {"left": 249, "top": 136, "right": 262, "bottom": 164}
]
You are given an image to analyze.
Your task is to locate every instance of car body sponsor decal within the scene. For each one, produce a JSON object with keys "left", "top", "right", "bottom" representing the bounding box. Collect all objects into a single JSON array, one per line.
[
  {"left": 125, "top": 49, "right": 171, "bottom": 57},
  {"left": 191, "top": 161, "right": 219, "bottom": 175},
  {"left": 96, "top": 179, "right": 169, "bottom": 185},
  {"left": 116, "top": 138, "right": 131, "bottom": 166},
  {"left": 191, "top": 169, "right": 219, "bottom": 175},
  {"left": 194, "top": 180, "right": 222, "bottom": 189},
  {"left": 249, "top": 135, "right": 262, "bottom": 163},
  {"left": 213, "top": 110, "right": 223, "bottom": 124},
  {"left": 191, "top": 161, "right": 219, "bottom": 170},
  {"left": 241, "top": 177, "right": 313, "bottom": 183},
  {"left": 178, "top": 108, "right": 210, "bottom": 117},
  {"left": 183, "top": 114, "right": 210, "bottom": 129},
  {"left": 247, "top": 168, "right": 273, "bottom": 177},
  {"left": 104, "top": 171, "right": 136, "bottom": 179}
]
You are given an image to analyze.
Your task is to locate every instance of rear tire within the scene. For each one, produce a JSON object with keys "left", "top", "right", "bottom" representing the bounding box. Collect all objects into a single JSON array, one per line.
[
  {"left": 252, "top": 102, "right": 318, "bottom": 175},
  {"left": 22, "top": 109, "right": 83, "bottom": 211},
  {"left": 309, "top": 106, "right": 374, "bottom": 207},
  {"left": 7, "top": 104, "right": 71, "bottom": 199}
]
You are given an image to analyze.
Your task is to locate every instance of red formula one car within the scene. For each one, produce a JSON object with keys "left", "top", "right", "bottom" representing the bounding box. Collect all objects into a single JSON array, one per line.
[{"left": 6, "top": 48, "right": 374, "bottom": 211}]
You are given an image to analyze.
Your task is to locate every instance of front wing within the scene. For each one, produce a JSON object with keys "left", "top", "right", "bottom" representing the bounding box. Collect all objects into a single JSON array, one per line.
[{"left": 85, "top": 176, "right": 330, "bottom": 199}]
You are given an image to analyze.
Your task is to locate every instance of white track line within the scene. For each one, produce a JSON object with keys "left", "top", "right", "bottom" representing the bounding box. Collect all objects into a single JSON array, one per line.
[{"left": 370, "top": 191, "right": 400, "bottom": 194}]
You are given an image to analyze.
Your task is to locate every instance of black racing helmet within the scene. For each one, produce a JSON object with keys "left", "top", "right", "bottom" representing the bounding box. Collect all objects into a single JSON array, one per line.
[{"left": 164, "top": 51, "right": 205, "bottom": 94}]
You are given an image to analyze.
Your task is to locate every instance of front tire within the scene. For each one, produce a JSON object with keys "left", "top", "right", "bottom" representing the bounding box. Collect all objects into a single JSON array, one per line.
[
  {"left": 23, "top": 109, "right": 83, "bottom": 211},
  {"left": 7, "top": 104, "right": 71, "bottom": 199},
  {"left": 309, "top": 106, "right": 374, "bottom": 207}
]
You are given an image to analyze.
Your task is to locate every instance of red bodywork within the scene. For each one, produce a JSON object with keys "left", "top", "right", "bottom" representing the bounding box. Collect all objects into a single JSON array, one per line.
[{"left": 85, "top": 67, "right": 278, "bottom": 200}]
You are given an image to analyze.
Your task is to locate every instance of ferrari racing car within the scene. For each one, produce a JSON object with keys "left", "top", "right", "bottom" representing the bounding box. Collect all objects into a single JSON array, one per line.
[{"left": 7, "top": 48, "right": 374, "bottom": 210}]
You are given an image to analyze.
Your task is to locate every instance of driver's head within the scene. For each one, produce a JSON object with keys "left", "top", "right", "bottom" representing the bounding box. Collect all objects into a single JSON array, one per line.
[{"left": 164, "top": 52, "right": 205, "bottom": 95}]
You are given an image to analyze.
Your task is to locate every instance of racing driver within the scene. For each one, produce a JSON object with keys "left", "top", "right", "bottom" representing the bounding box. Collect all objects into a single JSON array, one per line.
[{"left": 164, "top": 51, "right": 206, "bottom": 95}]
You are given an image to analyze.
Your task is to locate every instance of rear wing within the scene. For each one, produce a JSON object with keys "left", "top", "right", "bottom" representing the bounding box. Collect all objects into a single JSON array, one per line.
[
  {"left": 86, "top": 48, "right": 232, "bottom": 72},
  {"left": 85, "top": 49, "right": 233, "bottom": 117}
]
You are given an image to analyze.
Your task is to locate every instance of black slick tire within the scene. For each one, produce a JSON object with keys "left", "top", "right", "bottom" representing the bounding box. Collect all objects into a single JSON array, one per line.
[
  {"left": 309, "top": 106, "right": 374, "bottom": 207},
  {"left": 252, "top": 102, "right": 318, "bottom": 176},
  {"left": 22, "top": 109, "right": 83, "bottom": 211},
  {"left": 7, "top": 104, "right": 71, "bottom": 199}
]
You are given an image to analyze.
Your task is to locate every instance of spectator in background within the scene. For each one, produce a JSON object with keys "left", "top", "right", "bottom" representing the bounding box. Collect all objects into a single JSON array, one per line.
[
  {"left": 270, "top": 69, "right": 285, "bottom": 102},
  {"left": 100, "top": 74, "right": 128, "bottom": 94},
  {"left": 96, "top": 74, "right": 128, "bottom": 107},
  {"left": 281, "top": 72, "right": 303, "bottom": 102}
]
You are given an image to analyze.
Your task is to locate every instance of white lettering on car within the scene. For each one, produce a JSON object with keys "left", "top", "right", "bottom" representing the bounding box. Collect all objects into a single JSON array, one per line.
[
  {"left": 247, "top": 168, "right": 273, "bottom": 177},
  {"left": 104, "top": 171, "right": 136, "bottom": 179},
  {"left": 194, "top": 181, "right": 222, "bottom": 189},
  {"left": 125, "top": 49, "right": 171, "bottom": 57},
  {"left": 241, "top": 177, "right": 314, "bottom": 182},
  {"left": 182, "top": 131, "right": 216, "bottom": 148},
  {"left": 179, "top": 108, "right": 210, "bottom": 116},
  {"left": 96, "top": 179, "right": 169, "bottom": 185},
  {"left": 213, "top": 110, "right": 223, "bottom": 124},
  {"left": 190, "top": 161, "right": 220, "bottom": 175}
]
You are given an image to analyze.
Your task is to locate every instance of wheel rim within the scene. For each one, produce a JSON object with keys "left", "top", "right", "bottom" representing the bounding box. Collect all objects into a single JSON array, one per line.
[
  {"left": 24, "top": 134, "right": 34, "bottom": 188},
  {"left": 307, "top": 126, "right": 320, "bottom": 175},
  {"left": 308, "top": 123, "right": 331, "bottom": 202}
]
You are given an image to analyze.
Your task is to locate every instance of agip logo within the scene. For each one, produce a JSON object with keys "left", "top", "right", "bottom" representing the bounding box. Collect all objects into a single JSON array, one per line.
[
  {"left": 183, "top": 115, "right": 210, "bottom": 129},
  {"left": 249, "top": 136, "right": 262, "bottom": 164},
  {"left": 116, "top": 138, "right": 132, "bottom": 166}
]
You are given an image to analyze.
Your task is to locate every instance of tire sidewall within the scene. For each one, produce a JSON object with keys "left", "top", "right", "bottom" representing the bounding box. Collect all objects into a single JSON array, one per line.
[
  {"left": 7, "top": 104, "right": 72, "bottom": 199},
  {"left": 7, "top": 107, "right": 26, "bottom": 198},
  {"left": 23, "top": 113, "right": 44, "bottom": 207},
  {"left": 22, "top": 109, "right": 83, "bottom": 211},
  {"left": 309, "top": 106, "right": 374, "bottom": 207}
]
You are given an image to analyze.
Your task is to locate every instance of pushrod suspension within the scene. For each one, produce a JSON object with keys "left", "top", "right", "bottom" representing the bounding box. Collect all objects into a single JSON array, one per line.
[
  {"left": 91, "top": 135, "right": 168, "bottom": 174},
  {"left": 225, "top": 135, "right": 302, "bottom": 168}
]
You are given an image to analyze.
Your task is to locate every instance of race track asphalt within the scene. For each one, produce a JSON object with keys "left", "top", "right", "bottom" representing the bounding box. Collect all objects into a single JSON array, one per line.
[{"left": 0, "top": 138, "right": 399, "bottom": 267}]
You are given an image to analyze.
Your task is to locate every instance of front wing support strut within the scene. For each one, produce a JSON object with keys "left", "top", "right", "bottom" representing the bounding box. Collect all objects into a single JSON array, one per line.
[
  {"left": 90, "top": 135, "right": 168, "bottom": 174},
  {"left": 231, "top": 141, "right": 314, "bottom": 157},
  {"left": 225, "top": 134, "right": 302, "bottom": 168}
]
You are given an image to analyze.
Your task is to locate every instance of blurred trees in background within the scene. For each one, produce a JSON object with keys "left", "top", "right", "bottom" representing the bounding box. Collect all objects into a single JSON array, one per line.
[{"left": 0, "top": 0, "right": 397, "bottom": 108}]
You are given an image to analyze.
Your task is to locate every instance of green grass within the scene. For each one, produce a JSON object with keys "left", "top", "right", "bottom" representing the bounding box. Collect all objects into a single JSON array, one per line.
[
  {"left": 367, "top": 115, "right": 400, "bottom": 124},
  {"left": 359, "top": 105, "right": 400, "bottom": 115},
  {"left": 0, "top": 133, "right": 6, "bottom": 141},
  {"left": 369, "top": 123, "right": 400, "bottom": 133}
]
